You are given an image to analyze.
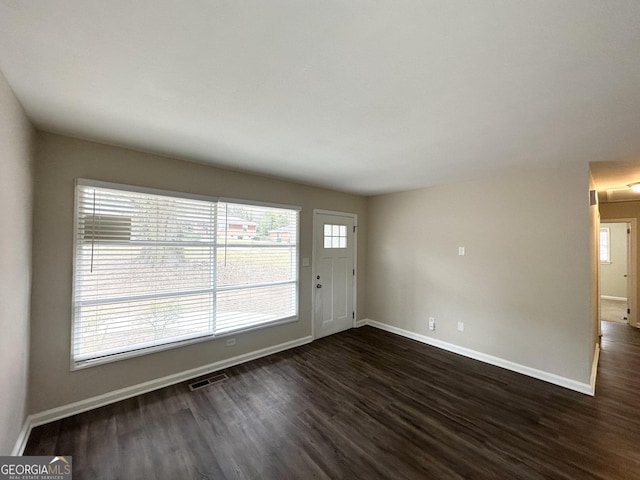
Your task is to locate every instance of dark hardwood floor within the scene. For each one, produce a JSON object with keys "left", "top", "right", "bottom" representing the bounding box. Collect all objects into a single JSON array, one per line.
[{"left": 25, "top": 321, "right": 640, "bottom": 479}]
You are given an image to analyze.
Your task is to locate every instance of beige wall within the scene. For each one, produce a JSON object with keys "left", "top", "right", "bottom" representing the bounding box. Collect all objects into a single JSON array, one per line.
[
  {"left": 600, "top": 222, "right": 627, "bottom": 298},
  {"left": 367, "top": 162, "right": 593, "bottom": 383},
  {"left": 0, "top": 71, "right": 33, "bottom": 454},
  {"left": 30, "top": 132, "right": 367, "bottom": 413}
]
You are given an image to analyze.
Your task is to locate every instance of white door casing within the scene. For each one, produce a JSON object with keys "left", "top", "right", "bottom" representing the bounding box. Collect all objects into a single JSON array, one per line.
[
  {"left": 601, "top": 218, "right": 638, "bottom": 328},
  {"left": 313, "top": 210, "right": 356, "bottom": 339}
]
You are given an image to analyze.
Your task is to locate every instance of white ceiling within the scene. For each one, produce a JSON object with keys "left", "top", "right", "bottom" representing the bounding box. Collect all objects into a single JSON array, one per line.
[{"left": 1, "top": 1, "right": 639, "bottom": 195}]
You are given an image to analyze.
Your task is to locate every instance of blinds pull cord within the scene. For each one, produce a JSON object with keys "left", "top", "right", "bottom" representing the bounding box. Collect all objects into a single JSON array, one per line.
[
  {"left": 224, "top": 203, "right": 228, "bottom": 267},
  {"left": 90, "top": 189, "right": 96, "bottom": 273}
]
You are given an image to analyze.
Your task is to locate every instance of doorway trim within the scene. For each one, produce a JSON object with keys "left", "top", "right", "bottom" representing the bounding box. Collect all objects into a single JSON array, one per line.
[
  {"left": 600, "top": 218, "right": 637, "bottom": 327},
  {"left": 311, "top": 209, "right": 358, "bottom": 340}
]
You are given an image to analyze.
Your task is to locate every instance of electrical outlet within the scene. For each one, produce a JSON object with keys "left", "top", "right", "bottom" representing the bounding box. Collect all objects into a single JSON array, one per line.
[
  {"left": 428, "top": 317, "right": 436, "bottom": 331},
  {"left": 457, "top": 322, "right": 464, "bottom": 332},
  {"left": 458, "top": 247, "right": 466, "bottom": 256},
  {"left": 225, "top": 338, "right": 236, "bottom": 346}
]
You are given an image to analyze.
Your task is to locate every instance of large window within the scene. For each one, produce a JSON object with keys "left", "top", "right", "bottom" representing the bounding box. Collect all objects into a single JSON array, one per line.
[{"left": 72, "top": 179, "right": 299, "bottom": 367}]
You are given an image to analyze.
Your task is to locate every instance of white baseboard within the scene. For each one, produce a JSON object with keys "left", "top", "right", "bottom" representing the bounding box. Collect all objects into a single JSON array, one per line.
[
  {"left": 600, "top": 295, "right": 627, "bottom": 302},
  {"left": 361, "top": 319, "right": 594, "bottom": 396},
  {"left": 13, "top": 322, "right": 597, "bottom": 454},
  {"left": 10, "top": 417, "right": 32, "bottom": 456},
  {"left": 15, "top": 334, "right": 313, "bottom": 453}
]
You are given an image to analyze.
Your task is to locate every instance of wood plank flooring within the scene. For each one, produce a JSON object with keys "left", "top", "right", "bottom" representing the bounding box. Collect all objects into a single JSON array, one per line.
[{"left": 25, "top": 321, "right": 640, "bottom": 479}]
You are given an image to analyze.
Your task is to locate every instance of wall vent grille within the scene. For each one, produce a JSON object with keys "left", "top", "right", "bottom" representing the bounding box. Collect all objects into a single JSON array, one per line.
[{"left": 188, "top": 373, "right": 229, "bottom": 391}]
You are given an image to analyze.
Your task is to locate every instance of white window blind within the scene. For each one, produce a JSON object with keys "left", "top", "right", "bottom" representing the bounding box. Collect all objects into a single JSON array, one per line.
[
  {"left": 216, "top": 201, "right": 298, "bottom": 334},
  {"left": 72, "top": 180, "right": 299, "bottom": 367}
]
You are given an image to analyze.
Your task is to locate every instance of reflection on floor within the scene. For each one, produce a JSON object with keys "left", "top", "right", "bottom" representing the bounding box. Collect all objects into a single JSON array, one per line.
[{"left": 601, "top": 298, "right": 627, "bottom": 324}]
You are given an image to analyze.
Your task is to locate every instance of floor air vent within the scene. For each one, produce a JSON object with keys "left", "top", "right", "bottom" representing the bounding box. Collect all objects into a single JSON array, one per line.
[{"left": 189, "top": 373, "right": 229, "bottom": 391}]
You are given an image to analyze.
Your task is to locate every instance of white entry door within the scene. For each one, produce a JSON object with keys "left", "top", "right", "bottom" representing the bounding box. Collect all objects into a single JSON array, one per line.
[{"left": 313, "top": 211, "right": 356, "bottom": 339}]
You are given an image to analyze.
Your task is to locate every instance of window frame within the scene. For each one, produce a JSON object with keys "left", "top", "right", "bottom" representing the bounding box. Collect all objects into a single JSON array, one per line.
[
  {"left": 599, "top": 226, "right": 611, "bottom": 264},
  {"left": 323, "top": 223, "right": 348, "bottom": 249},
  {"left": 71, "top": 179, "right": 301, "bottom": 370}
]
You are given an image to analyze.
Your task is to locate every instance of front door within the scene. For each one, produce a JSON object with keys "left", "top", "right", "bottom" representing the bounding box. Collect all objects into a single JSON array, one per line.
[{"left": 313, "top": 211, "right": 356, "bottom": 339}]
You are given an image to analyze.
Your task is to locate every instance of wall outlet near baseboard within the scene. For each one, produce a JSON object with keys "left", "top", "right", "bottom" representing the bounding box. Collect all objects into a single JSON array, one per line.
[
  {"left": 428, "top": 317, "right": 436, "bottom": 331},
  {"left": 457, "top": 322, "right": 464, "bottom": 332},
  {"left": 226, "top": 338, "right": 236, "bottom": 347}
]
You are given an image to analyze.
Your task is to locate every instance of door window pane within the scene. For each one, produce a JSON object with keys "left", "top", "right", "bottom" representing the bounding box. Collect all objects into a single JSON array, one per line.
[{"left": 324, "top": 223, "right": 347, "bottom": 249}]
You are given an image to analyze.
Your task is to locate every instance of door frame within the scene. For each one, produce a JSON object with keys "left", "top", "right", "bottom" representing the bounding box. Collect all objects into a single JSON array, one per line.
[
  {"left": 311, "top": 209, "right": 358, "bottom": 340},
  {"left": 600, "top": 218, "right": 637, "bottom": 327}
]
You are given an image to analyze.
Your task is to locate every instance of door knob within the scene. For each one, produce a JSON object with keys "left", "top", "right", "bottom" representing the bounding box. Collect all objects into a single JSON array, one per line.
[{"left": 316, "top": 284, "right": 322, "bottom": 288}]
